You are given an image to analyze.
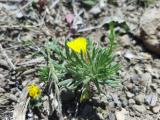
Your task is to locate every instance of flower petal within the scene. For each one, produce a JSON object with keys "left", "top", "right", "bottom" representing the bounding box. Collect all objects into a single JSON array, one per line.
[{"left": 67, "top": 37, "right": 87, "bottom": 54}]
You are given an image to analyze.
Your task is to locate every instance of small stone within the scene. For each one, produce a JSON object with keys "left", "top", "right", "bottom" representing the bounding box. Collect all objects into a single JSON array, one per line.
[
  {"left": 132, "top": 86, "right": 141, "bottom": 94},
  {"left": 129, "top": 99, "right": 135, "bottom": 105},
  {"left": 108, "top": 112, "right": 116, "bottom": 120},
  {"left": 152, "top": 106, "right": 160, "bottom": 113},
  {"left": 0, "top": 74, "right": 4, "bottom": 79},
  {"left": 115, "top": 108, "right": 128, "bottom": 120},
  {"left": 99, "top": 0, "right": 107, "bottom": 9},
  {"left": 120, "top": 97, "right": 128, "bottom": 107},
  {"left": 126, "top": 83, "right": 134, "bottom": 90},
  {"left": 135, "top": 94, "right": 145, "bottom": 105},
  {"left": 131, "top": 74, "right": 140, "bottom": 83},
  {"left": 132, "top": 105, "right": 146, "bottom": 113},
  {"left": 134, "top": 111, "right": 141, "bottom": 117},
  {"left": 145, "top": 94, "right": 157, "bottom": 107},
  {"left": 89, "top": 5, "right": 101, "bottom": 15},
  {"left": 97, "top": 113, "right": 104, "bottom": 120},
  {"left": 108, "top": 102, "right": 115, "bottom": 108},
  {"left": 124, "top": 51, "right": 135, "bottom": 60},
  {"left": 156, "top": 89, "right": 160, "bottom": 95},
  {"left": 33, "top": 115, "right": 38, "bottom": 119},
  {"left": 27, "top": 112, "right": 33, "bottom": 118},
  {"left": 120, "top": 35, "right": 131, "bottom": 47},
  {"left": 16, "top": 12, "right": 23, "bottom": 19},
  {"left": 150, "top": 83, "right": 158, "bottom": 90},
  {"left": 141, "top": 73, "right": 152, "bottom": 86},
  {"left": 122, "top": 100, "right": 128, "bottom": 107},
  {"left": 140, "top": 7, "right": 160, "bottom": 55},
  {"left": 100, "top": 95, "right": 108, "bottom": 104},
  {"left": 146, "top": 106, "right": 150, "bottom": 110},
  {"left": 126, "top": 92, "right": 134, "bottom": 98},
  {"left": 127, "top": 5, "right": 136, "bottom": 11},
  {"left": 0, "top": 88, "right": 5, "bottom": 93},
  {"left": 129, "top": 111, "right": 135, "bottom": 117},
  {"left": 111, "top": 94, "right": 121, "bottom": 107}
]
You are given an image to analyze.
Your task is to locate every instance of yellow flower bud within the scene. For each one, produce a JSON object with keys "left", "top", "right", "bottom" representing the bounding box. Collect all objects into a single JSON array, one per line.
[
  {"left": 27, "top": 84, "right": 41, "bottom": 99},
  {"left": 67, "top": 37, "right": 87, "bottom": 54}
]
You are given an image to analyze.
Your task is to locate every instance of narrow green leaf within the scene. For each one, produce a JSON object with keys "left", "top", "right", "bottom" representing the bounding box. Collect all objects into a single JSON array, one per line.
[
  {"left": 82, "top": 0, "right": 96, "bottom": 6},
  {"left": 72, "top": 52, "right": 83, "bottom": 66},
  {"left": 58, "top": 79, "right": 73, "bottom": 86},
  {"left": 87, "top": 50, "right": 92, "bottom": 65}
]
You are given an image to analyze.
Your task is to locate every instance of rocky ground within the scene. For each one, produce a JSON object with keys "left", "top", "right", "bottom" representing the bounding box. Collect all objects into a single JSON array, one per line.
[{"left": 0, "top": 0, "right": 160, "bottom": 120}]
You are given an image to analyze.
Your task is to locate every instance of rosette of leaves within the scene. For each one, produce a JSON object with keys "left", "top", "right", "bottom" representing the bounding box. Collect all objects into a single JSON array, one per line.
[{"left": 59, "top": 24, "right": 120, "bottom": 102}]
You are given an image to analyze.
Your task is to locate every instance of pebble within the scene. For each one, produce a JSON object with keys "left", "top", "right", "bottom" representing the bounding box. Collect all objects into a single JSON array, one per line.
[
  {"left": 145, "top": 94, "right": 157, "bottom": 107},
  {"left": 150, "top": 83, "right": 158, "bottom": 90},
  {"left": 99, "top": 0, "right": 107, "bottom": 9},
  {"left": 0, "top": 74, "right": 4, "bottom": 79},
  {"left": 130, "top": 74, "right": 140, "bottom": 83},
  {"left": 120, "top": 96, "right": 128, "bottom": 107},
  {"left": 120, "top": 35, "right": 131, "bottom": 47},
  {"left": 126, "top": 92, "right": 134, "bottom": 98},
  {"left": 0, "top": 87, "right": 5, "bottom": 93},
  {"left": 100, "top": 95, "right": 109, "bottom": 104},
  {"left": 132, "top": 105, "right": 146, "bottom": 113},
  {"left": 129, "top": 99, "right": 135, "bottom": 105},
  {"left": 129, "top": 111, "right": 135, "bottom": 117},
  {"left": 97, "top": 113, "right": 104, "bottom": 120},
  {"left": 135, "top": 94, "right": 145, "bottom": 105},
  {"left": 108, "top": 112, "right": 116, "bottom": 120},
  {"left": 89, "top": 5, "right": 101, "bottom": 15},
  {"left": 140, "top": 7, "right": 160, "bottom": 55},
  {"left": 132, "top": 86, "right": 141, "bottom": 94},
  {"left": 27, "top": 112, "right": 33, "bottom": 118},
  {"left": 122, "top": 100, "right": 128, "bottom": 107},
  {"left": 127, "top": 5, "right": 136, "bottom": 11},
  {"left": 16, "top": 11, "right": 23, "bottom": 19},
  {"left": 124, "top": 51, "right": 135, "bottom": 60},
  {"left": 33, "top": 115, "right": 38, "bottom": 119},
  {"left": 115, "top": 108, "right": 127, "bottom": 120},
  {"left": 151, "top": 106, "right": 160, "bottom": 114},
  {"left": 111, "top": 94, "right": 121, "bottom": 107},
  {"left": 141, "top": 73, "right": 152, "bottom": 86},
  {"left": 109, "top": 102, "right": 115, "bottom": 108},
  {"left": 156, "top": 89, "right": 160, "bottom": 95},
  {"left": 126, "top": 83, "right": 134, "bottom": 91}
]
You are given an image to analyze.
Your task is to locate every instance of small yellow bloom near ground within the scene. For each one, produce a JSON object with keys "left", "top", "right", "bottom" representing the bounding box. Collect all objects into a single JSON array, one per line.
[
  {"left": 67, "top": 37, "right": 87, "bottom": 54},
  {"left": 27, "top": 83, "right": 41, "bottom": 99}
]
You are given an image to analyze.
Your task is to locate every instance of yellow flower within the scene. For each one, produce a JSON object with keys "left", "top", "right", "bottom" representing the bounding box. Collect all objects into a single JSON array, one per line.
[
  {"left": 27, "top": 84, "right": 41, "bottom": 99},
  {"left": 67, "top": 37, "right": 87, "bottom": 54}
]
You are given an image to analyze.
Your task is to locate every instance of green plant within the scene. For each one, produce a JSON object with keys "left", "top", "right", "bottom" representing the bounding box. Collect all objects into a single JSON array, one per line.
[
  {"left": 39, "top": 23, "right": 120, "bottom": 102},
  {"left": 59, "top": 23, "right": 120, "bottom": 101}
]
